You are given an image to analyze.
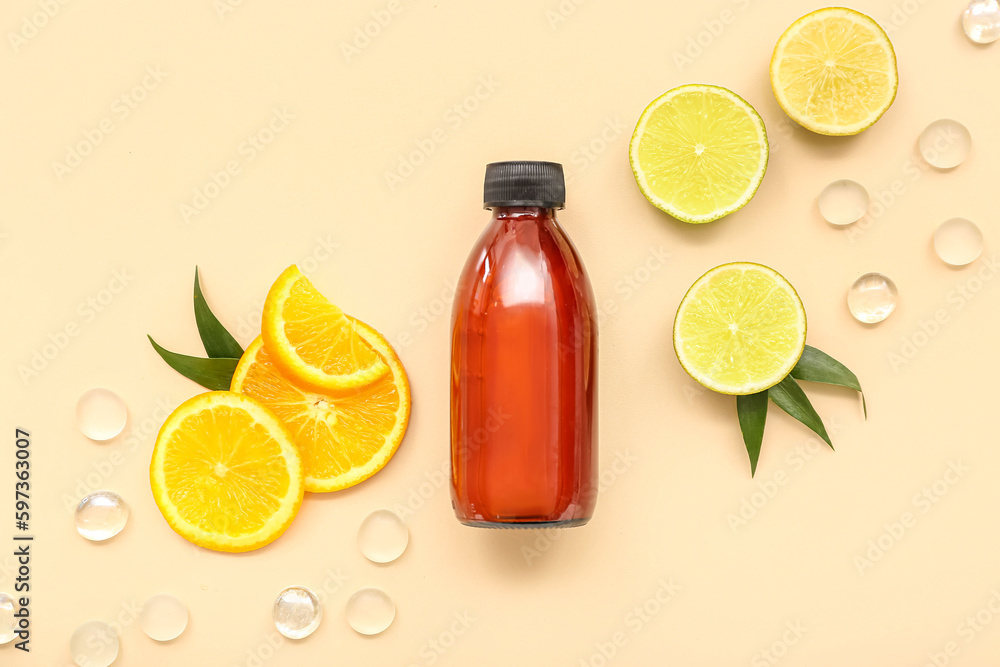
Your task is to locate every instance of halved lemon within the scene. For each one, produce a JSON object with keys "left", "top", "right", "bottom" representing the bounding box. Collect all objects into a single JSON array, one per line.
[
  {"left": 150, "top": 391, "right": 305, "bottom": 552},
  {"left": 770, "top": 7, "right": 898, "bottom": 136},
  {"left": 629, "top": 84, "right": 768, "bottom": 224},
  {"left": 262, "top": 265, "right": 389, "bottom": 392},
  {"left": 673, "top": 262, "right": 806, "bottom": 395},
  {"left": 231, "top": 321, "right": 410, "bottom": 492}
]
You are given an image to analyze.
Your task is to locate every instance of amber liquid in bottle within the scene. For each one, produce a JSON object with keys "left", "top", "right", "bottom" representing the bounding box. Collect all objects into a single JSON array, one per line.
[{"left": 451, "top": 183, "right": 597, "bottom": 527}]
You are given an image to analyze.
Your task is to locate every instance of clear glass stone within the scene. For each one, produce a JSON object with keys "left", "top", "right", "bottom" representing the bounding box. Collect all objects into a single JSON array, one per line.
[
  {"left": 140, "top": 594, "right": 188, "bottom": 641},
  {"left": 848, "top": 273, "right": 898, "bottom": 324},
  {"left": 346, "top": 588, "right": 395, "bottom": 636},
  {"left": 273, "top": 586, "right": 322, "bottom": 640},
  {"left": 0, "top": 592, "right": 15, "bottom": 644},
  {"left": 77, "top": 388, "right": 128, "bottom": 441},
  {"left": 71, "top": 621, "right": 119, "bottom": 667},
  {"left": 358, "top": 510, "right": 408, "bottom": 564},
  {"left": 934, "top": 218, "right": 984, "bottom": 266},
  {"left": 963, "top": 0, "right": 1000, "bottom": 43},
  {"left": 75, "top": 491, "right": 129, "bottom": 541},
  {"left": 818, "top": 179, "right": 869, "bottom": 226},
  {"left": 919, "top": 119, "right": 971, "bottom": 169}
]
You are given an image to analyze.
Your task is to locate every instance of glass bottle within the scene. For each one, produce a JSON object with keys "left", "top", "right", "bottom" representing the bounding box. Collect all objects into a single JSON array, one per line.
[{"left": 450, "top": 161, "right": 598, "bottom": 528}]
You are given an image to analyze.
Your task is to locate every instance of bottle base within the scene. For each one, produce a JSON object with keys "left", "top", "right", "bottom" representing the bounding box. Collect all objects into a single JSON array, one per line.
[{"left": 457, "top": 517, "right": 591, "bottom": 530}]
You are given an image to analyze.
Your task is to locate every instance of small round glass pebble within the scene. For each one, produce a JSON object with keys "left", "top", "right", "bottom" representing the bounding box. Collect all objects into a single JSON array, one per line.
[
  {"left": 71, "top": 621, "right": 119, "bottom": 667},
  {"left": 963, "top": 0, "right": 1000, "bottom": 43},
  {"left": 77, "top": 388, "right": 128, "bottom": 441},
  {"left": 818, "top": 179, "right": 869, "bottom": 226},
  {"left": 140, "top": 594, "right": 188, "bottom": 641},
  {"left": 918, "top": 119, "right": 971, "bottom": 169},
  {"left": 0, "top": 592, "right": 16, "bottom": 644},
  {"left": 75, "top": 491, "right": 129, "bottom": 541},
  {"left": 273, "top": 586, "right": 322, "bottom": 640},
  {"left": 346, "top": 588, "right": 395, "bottom": 636},
  {"left": 848, "top": 273, "right": 898, "bottom": 324},
  {"left": 358, "top": 510, "right": 408, "bottom": 563},
  {"left": 934, "top": 218, "right": 983, "bottom": 266}
]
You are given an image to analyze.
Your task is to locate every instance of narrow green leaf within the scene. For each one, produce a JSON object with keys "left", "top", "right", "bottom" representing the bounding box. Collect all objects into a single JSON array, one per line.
[
  {"left": 790, "top": 345, "right": 867, "bottom": 418},
  {"left": 737, "top": 391, "right": 768, "bottom": 477},
  {"left": 148, "top": 336, "right": 239, "bottom": 391},
  {"left": 768, "top": 375, "right": 832, "bottom": 448},
  {"left": 193, "top": 267, "right": 244, "bottom": 359}
]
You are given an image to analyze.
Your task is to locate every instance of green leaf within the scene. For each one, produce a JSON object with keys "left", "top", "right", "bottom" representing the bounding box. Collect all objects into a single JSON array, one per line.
[
  {"left": 737, "top": 391, "right": 768, "bottom": 477},
  {"left": 768, "top": 375, "right": 832, "bottom": 448},
  {"left": 790, "top": 345, "right": 866, "bottom": 418},
  {"left": 148, "top": 336, "right": 239, "bottom": 391},
  {"left": 193, "top": 267, "right": 244, "bottom": 359}
]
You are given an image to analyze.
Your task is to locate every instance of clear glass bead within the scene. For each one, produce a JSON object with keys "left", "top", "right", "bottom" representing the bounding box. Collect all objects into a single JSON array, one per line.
[
  {"left": 76, "top": 388, "right": 128, "bottom": 441},
  {"left": 358, "top": 510, "right": 408, "bottom": 563},
  {"left": 273, "top": 586, "right": 322, "bottom": 640},
  {"left": 346, "top": 588, "right": 395, "bottom": 636},
  {"left": 140, "top": 594, "right": 188, "bottom": 641},
  {"left": 848, "top": 273, "right": 898, "bottom": 324},
  {"left": 963, "top": 0, "right": 1000, "bottom": 43},
  {"left": 75, "top": 491, "right": 129, "bottom": 541}
]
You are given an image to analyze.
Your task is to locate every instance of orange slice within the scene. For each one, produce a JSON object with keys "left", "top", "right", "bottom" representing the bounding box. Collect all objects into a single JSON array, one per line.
[
  {"left": 149, "top": 391, "right": 305, "bottom": 552},
  {"left": 262, "top": 265, "right": 389, "bottom": 392},
  {"left": 231, "top": 321, "right": 410, "bottom": 492}
]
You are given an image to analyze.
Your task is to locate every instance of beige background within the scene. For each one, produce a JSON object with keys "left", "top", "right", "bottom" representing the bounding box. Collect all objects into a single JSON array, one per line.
[{"left": 2, "top": 0, "right": 999, "bottom": 664}]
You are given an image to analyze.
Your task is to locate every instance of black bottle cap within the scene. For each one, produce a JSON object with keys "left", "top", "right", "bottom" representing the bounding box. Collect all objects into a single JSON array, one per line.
[{"left": 483, "top": 161, "right": 565, "bottom": 209}]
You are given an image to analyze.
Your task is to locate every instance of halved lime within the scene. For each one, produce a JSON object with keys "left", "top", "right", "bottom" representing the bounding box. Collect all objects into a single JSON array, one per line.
[
  {"left": 673, "top": 262, "right": 806, "bottom": 395},
  {"left": 770, "top": 7, "right": 897, "bottom": 136},
  {"left": 629, "top": 84, "right": 768, "bottom": 224}
]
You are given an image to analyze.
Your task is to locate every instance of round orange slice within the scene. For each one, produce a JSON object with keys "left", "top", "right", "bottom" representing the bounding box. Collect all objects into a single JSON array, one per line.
[
  {"left": 262, "top": 265, "right": 389, "bottom": 392},
  {"left": 149, "top": 391, "right": 305, "bottom": 552},
  {"left": 231, "top": 321, "right": 410, "bottom": 493}
]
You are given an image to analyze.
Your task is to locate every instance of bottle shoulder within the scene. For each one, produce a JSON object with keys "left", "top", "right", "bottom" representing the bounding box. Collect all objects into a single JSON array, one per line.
[{"left": 454, "top": 216, "right": 595, "bottom": 312}]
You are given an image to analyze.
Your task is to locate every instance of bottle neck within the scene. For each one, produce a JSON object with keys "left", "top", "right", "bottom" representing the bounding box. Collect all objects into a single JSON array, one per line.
[{"left": 490, "top": 206, "right": 557, "bottom": 222}]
